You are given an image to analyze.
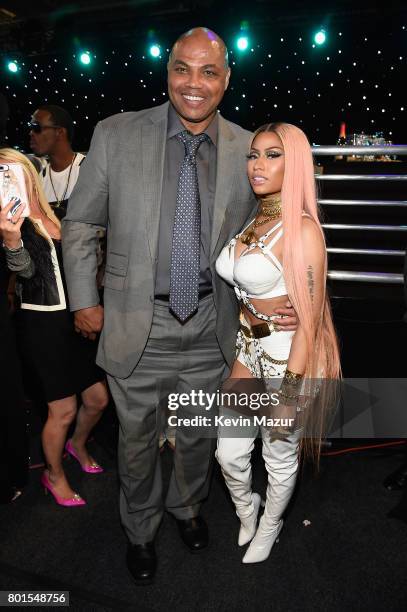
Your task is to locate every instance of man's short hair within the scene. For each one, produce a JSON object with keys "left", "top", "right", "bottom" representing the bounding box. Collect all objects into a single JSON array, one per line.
[
  {"left": 37, "top": 104, "right": 74, "bottom": 143},
  {"left": 168, "top": 27, "right": 229, "bottom": 69}
]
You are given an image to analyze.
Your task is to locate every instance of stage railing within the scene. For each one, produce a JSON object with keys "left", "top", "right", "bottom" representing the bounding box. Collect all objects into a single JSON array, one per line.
[{"left": 311, "top": 145, "right": 407, "bottom": 286}]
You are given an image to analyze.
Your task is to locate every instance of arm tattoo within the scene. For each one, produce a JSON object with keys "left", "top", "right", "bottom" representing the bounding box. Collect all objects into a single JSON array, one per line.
[{"left": 307, "top": 265, "right": 314, "bottom": 302}]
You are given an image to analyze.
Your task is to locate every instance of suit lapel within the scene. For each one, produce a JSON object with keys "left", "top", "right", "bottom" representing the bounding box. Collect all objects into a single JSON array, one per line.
[
  {"left": 142, "top": 103, "right": 168, "bottom": 261},
  {"left": 210, "top": 115, "right": 237, "bottom": 257}
]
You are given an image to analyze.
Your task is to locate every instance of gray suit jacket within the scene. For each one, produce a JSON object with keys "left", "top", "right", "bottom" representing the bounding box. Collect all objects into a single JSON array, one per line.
[{"left": 62, "top": 101, "right": 257, "bottom": 378}]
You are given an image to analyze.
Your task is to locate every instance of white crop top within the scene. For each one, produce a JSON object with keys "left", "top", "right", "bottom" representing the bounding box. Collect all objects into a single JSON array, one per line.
[{"left": 215, "top": 220, "right": 287, "bottom": 300}]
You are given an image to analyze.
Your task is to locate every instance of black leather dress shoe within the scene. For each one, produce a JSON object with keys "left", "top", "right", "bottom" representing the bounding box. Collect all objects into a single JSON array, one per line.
[
  {"left": 176, "top": 516, "right": 208, "bottom": 552},
  {"left": 126, "top": 542, "right": 156, "bottom": 585}
]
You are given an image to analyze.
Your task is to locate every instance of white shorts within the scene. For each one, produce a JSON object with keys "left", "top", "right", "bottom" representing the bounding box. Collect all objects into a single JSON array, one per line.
[{"left": 235, "top": 313, "right": 295, "bottom": 378}]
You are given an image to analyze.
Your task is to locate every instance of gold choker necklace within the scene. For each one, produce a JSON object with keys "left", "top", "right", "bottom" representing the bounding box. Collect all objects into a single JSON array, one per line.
[
  {"left": 241, "top": 194, "right": 282, "bottom": 245},
  {"left": 258, "top": 193, "right": 282, "bottom": 218}
]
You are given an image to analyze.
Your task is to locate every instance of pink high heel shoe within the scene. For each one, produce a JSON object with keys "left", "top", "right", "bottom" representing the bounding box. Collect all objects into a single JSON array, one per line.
[
  {"left": 65, "top": 439, "right": 104, "bottom": 474},
  {"left": 41, "top": 472, "right": 86, "bottom": 507}
]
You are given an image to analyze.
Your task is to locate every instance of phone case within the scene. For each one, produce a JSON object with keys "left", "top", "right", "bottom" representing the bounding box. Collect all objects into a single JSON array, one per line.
[{"left": 0, "top": 163, "right": 31, "bottom": 218}]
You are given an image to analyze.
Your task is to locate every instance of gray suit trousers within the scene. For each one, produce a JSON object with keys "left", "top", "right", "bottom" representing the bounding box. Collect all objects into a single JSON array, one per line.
[{"left": 107, "top": 294, "right": 227, "bottom": 545}]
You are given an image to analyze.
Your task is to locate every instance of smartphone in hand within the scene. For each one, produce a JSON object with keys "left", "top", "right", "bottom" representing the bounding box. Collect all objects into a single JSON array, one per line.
[
  {"left": 9, "top": 197, "right": 23, "bottom": 217},
  {"left": 0, "top": 163, "right": 31, "bottom": 219}
]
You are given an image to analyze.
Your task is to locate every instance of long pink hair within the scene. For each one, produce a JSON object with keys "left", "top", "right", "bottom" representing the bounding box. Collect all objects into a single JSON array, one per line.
[{"left": 253, "top": 123, "right": 341, "bottom": 458}]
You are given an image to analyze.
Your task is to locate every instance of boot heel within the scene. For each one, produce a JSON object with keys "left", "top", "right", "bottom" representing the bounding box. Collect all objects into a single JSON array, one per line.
[{"left": 242, "top": 519, "right": 284, "bottom": 564}]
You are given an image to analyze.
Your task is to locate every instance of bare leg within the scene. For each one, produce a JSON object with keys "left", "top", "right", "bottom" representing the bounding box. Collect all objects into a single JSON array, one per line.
[
  {"left": 42, "top": 395, "right": 78, "bottom": 499},
  {"left": 69, "top": 381, "right": 109, "bottom": 466}
]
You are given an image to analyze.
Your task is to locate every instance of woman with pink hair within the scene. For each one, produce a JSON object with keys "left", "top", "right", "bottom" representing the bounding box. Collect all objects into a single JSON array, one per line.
[{"left": 215, "top": 123, "right": 341, "bottom": 563}]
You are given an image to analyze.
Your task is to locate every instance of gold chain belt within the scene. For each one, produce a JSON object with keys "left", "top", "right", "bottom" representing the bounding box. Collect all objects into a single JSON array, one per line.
[{"left": 239, "top": 311, "right": 279, "bottom": 339}]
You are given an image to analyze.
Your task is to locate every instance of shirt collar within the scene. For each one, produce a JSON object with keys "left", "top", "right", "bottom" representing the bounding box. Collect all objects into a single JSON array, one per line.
[{"left": 167, "top": 103, "right": 218, "bottom": 146}]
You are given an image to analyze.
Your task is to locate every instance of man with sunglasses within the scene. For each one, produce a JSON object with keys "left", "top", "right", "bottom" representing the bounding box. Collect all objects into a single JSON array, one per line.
[{"left": 29, "top": 105, "right": 85, "bottom": 220}]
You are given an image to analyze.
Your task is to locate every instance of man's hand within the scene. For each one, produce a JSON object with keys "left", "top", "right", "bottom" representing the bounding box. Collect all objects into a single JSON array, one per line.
[
  {"left": 273, "top": 299, "right": 298, "bottom": 331},
  {"left": 74, "top": 305, "right": 104, "bottom": 340}
]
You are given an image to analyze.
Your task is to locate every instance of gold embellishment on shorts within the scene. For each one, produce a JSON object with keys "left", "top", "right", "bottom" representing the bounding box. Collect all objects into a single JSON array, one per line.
[
  {"left": 265, "top": 354, "right": 289, "bottom": 366},
  {"left": 239, "top": 311, "right": 276, "bottom": 339},
  {"left": 235, "top": 328, "right": 289, "bottom": 377},
  {"left": 252, "top": 322, "right": 272, "bottom": 338}
]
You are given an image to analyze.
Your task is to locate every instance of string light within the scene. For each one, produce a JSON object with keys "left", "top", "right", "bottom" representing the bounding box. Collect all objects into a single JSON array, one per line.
[
  {"left": 149, "top": 45, "right": 161, "bottom": 58},
  {"left": 3, "top": 25, "right": 402, "bottom": 149},
  {"left": 79, "top": 52, "right": 91, "bottom": 65},
  {"left": 314, "top": 30, "right": 326, "bottom": 45},
  {"left": 236, "top": 36, "right": 249, "bottom": 51},
  {"left": 7, "top": 61, "right": 18, "bottom": 73}
]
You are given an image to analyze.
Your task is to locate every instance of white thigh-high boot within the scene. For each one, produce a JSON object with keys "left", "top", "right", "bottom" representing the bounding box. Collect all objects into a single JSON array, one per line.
[
  {"left": 216, "top": 434, "right": 262, "bottom": 546},
  {"left": 242, "top": 429, "right": 300, "bottom": 563}
]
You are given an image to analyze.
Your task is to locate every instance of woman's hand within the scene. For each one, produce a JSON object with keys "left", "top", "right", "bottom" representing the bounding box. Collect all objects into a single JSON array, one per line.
[
  {"left": 74, "top": 305, "right": 104, "bottom": 340},
  {"left": 273, "top": 299, "right": 298, "bottom": 331},
  {"left": 0, "top": 199, "right": 26, "bottom": 249}
]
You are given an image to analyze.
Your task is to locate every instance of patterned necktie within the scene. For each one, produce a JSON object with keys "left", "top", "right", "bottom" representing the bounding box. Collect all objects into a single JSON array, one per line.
[{"left": 169, "top": 130, "right": 208, "bottom": 322}]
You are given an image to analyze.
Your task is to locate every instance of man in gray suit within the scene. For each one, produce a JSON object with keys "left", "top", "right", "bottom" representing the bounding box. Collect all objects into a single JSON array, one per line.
[{"left": 62, "top": 27, "right": 295, "bottom": 584}]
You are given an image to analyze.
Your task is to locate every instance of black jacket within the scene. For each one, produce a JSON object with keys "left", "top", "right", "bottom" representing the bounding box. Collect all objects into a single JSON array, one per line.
[{"left": 17, "top": 219, "right": 66, "bottom": 311}]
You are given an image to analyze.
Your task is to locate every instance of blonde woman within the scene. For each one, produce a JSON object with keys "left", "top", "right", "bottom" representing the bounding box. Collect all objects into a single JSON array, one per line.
[
  {"left": 0, "top": 149, "right": 108, "bottom": 506},
  {"left": 215, "top": 123, "right": 341, "bottom": 563}
]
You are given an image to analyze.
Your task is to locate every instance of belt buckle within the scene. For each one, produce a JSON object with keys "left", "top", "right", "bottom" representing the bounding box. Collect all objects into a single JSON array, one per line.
[{"left": 252, "top": 322, "right": 271, "bottom": 339}]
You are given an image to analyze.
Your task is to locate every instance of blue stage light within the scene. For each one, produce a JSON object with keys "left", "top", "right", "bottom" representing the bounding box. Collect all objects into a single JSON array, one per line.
[
  {"left": 314, "top": 30, "right": 326, "bottom": 45},
  {"left": 80, "top": 52, "right": 91, "bottom": 65},
  {"left": 236, "top": 36, "right": 249, "bottom": 51},
  {"left": 149, "top": 45, "right": 161, "bottom": 58}
]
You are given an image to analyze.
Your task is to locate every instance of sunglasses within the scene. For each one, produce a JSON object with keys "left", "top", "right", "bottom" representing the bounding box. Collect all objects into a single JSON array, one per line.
[{"left": 28, "top": 121, "right": 62, "bottom": 134}]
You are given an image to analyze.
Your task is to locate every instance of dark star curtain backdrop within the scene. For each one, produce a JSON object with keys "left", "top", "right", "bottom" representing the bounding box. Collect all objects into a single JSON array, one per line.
[{"left": 2, "top": 19, "right": 406, "bottom": 151}]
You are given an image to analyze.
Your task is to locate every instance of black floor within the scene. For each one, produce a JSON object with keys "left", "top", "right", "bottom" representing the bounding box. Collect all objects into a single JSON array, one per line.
[{"left": 1, "top": 435, "right": 407, "bottom": 612}]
